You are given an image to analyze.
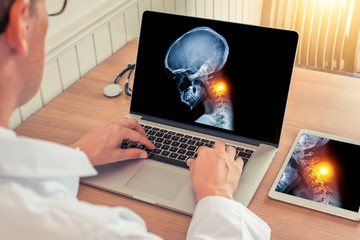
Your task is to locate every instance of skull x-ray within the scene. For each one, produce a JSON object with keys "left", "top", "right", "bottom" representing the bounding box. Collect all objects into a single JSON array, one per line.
[{"left": 164, "top": 27, "right": 234, "bottom": 131}]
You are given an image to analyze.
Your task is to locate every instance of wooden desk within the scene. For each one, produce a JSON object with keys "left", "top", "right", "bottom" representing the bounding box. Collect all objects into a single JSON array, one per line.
[{"left": 16, "top": 40, "right": 360, "bottom": 239}]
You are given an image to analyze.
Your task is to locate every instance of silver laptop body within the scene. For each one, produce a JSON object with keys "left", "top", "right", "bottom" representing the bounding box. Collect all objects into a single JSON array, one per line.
[{"left": 81, "top": 11, "right": 299, "bottom": 215}]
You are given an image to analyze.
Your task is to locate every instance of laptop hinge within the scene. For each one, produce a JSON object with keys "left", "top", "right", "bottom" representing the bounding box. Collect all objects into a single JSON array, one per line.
[{"left": 128, "top": 112, "right": 278, "bottom": 147}]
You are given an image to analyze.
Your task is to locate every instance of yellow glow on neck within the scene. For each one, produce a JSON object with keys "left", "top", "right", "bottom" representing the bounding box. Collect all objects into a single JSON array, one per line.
[
  {"left": 315, "top": 162, "right": 334, "bottom": 179},
  {"left": 213, "top": 82, "right": 227, "bottom": 96},
  {"left": 319, "top": 167, "right": 328, "bottom": 175}
]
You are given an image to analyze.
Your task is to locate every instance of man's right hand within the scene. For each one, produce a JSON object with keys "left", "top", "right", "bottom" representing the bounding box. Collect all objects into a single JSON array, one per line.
[{"left": 186, "top": 141, "right": 244, "bottom": 202}]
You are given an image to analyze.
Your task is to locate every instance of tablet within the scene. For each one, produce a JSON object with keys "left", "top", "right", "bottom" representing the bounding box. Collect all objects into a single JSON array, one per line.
[{"left": 269, "top": 129, "right": 360, "bottom": 221}]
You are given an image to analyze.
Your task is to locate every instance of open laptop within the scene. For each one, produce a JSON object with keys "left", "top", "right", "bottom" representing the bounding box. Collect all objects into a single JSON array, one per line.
[{"left": 81, "top": 11, "right": 299, "bottom": 215}]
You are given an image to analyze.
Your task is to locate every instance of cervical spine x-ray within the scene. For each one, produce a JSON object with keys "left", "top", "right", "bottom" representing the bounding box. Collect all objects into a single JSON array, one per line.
[
  {"left": 276, "top": 134, "right": 342, "bottom": 208},
  {"left": 164, "top": 27, "right": 234, "bottom": 131}
]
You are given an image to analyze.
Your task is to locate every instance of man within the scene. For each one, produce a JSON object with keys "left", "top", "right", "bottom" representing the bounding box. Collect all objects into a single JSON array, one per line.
[{"left": 0, "top": 0, "right": 271, "bottom": 239}]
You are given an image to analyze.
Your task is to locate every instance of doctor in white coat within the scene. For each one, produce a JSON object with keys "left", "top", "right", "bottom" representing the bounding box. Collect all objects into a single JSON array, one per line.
[{"left": 0, "top": 0, "right": 271, "bottom": 239}]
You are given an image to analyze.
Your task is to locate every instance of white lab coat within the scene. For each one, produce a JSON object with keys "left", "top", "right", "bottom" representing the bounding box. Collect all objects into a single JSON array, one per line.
[{"left": 0, "top": 127, "right": 270, "bottom": 240}]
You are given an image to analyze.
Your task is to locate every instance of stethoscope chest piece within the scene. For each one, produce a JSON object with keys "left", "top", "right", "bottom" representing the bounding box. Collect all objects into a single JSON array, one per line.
[{"left": 103, "top": 83, "right": 123, "bottom": 97}]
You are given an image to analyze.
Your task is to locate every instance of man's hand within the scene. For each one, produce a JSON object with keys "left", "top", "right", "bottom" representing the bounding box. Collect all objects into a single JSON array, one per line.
[
  {"left": 71, "top": 117, "right": 155, "bottom": 166},
  {"left": 187, "top": 141, "right": 244, "bottom": 202}
]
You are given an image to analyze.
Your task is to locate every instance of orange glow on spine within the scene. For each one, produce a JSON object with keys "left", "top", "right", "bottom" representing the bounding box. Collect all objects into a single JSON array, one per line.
[
  {"left": 307, "top": 161, "right": 334, "bottom": 186},
  {"left": 210, "top": 81, "right": 227, "bottom": 98}
]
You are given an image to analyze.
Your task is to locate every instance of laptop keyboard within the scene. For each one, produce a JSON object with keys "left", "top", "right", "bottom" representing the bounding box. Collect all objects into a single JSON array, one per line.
[{"left": 121, "top": 124, "right": 254, "bottom": 168}]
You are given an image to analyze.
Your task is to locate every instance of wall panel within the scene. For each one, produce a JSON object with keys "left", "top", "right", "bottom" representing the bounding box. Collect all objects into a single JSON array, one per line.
[
  {"left": 58, "top": 48, "right": 81, "bottom": 90},
  {"left": 124, "top": 4, "right": 141, "bottom": 42},
  {"left": 213, "top": 0, "right": 221, "bottom": 20},
  {"left": 204, "top": 0, "right": 214, "bottom": 19},
  {"left": 221, "top": 0, "right": 229, "bottom": 21},
  {"left": 186, "top": 0, "right": 196, "bottom": 16},
  {"left": 175, "top": 0, "right": 186, "bottom": 14},
  {"left": 164, "top": 0, "right": 176, "bottom": 13},
  {"left": 93, "top": 25, "right": 113, "bottom": 64},
  {"left": 196, "top": 0, "right": 206, "bottom": 18},
  {"left": 76, "top": 36, "right": 97, "bottom": 76},
  {"left": 41, "top": 59, "right": 63, "bottom": 104},
  {"left": 236, "top": 0, "right": 243, "bottom": 22},
  {"left": 138, "top": 0, "right": 152, "bottom": 23},
  {"left": 151, "top": 0, "right": 164, "bottom": 12},
  {"left": 110, "top": 15, "right": 127, "bottom": 53},
  {"left": 229, "top": 0, "right": 237, "bottom": 22}
]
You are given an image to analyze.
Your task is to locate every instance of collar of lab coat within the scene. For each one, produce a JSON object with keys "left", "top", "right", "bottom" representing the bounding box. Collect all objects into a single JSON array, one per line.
[{"left": 0, "top": 127, "right": 97, "bottom": 179}]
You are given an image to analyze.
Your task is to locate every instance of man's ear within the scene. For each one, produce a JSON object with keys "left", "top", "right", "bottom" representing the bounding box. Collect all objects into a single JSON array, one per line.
[{"left": 5, "top": 0, "right": 31, "bottom": 56}]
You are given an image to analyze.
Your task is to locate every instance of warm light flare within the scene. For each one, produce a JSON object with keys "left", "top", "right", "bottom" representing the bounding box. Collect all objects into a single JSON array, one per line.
[
  {"left": 212, "top": 81, "right": 227, "bottom": 96},
  {"left": 315, "top": 162, "right": 334, "bottom": 179},
  {"left": 307, "top": 161, "right": 335, "bottom": 185},
  {"left": 319, "top": 167, "right": 328, "bottom": 175}
]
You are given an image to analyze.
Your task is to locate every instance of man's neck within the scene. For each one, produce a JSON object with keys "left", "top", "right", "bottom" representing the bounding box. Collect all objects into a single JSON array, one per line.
[
  {"left": 0, "top": 34, "right": 27, "bottom": 129},
  {"left": 0, "top": 89, "right": 18, "bottom": 129},
  {"left": 0, "top": 115, "right": 10, "bottom": 129},
  {"left": 0, "top": 106, "right": 14, "bottom": 128}
]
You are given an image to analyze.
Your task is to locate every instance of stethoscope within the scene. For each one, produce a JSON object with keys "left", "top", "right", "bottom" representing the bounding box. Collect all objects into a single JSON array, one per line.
[{"left": 103, "top": 64, "right": 135, "bottom": 97}]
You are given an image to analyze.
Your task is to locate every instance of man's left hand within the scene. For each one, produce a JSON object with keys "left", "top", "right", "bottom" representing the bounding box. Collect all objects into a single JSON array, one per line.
[{"left": 71, "top": 117, "right": 155, "bottom": 166}]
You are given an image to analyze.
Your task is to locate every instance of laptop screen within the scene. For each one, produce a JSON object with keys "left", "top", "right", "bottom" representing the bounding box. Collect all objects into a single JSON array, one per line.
[{"left": 131, "top": 11, "right": 298, "bottom": 145}]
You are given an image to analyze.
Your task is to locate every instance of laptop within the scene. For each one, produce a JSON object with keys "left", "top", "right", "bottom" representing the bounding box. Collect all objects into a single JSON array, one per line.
[{"left": 81, "top": 11, "right": 299, "bottom": 215}]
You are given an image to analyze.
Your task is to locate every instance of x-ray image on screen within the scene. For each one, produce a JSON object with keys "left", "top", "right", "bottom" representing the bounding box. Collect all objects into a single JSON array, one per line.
[
  {"left": 164, "top": 27, "right": 234, "bottom": 131},
  {"left": 275, "top": 134, "right": 360, "bottom": 212},
  {"left": 131, "top": 11, "right": 300, "bottom": 145}
]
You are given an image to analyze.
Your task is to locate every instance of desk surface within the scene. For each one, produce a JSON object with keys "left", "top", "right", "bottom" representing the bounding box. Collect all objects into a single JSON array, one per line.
[{"left": 16, "top": 40, "right": 360, "bottom": 239}]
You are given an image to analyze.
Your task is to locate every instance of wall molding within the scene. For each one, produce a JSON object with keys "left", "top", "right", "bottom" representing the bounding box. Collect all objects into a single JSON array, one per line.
[{"left": 45, "top": 0, "right": 136, "bottom": 62}]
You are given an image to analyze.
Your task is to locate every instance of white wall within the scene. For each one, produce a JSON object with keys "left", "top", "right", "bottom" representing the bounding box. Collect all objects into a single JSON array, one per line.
[{"left": 11, "top": 0, "right": 263, "bottom": 129}]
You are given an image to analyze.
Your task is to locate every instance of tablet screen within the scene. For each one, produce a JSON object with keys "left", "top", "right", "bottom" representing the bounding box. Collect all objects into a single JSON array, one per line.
[{"left": 275, "top": 133, "right": 360, "bottom": 213}]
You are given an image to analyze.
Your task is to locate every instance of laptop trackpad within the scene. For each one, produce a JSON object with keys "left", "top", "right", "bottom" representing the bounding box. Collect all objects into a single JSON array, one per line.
[{"left": 125, "top": 164, "right": 188, "bottom": 201}]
